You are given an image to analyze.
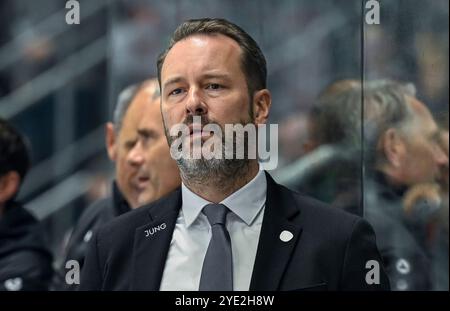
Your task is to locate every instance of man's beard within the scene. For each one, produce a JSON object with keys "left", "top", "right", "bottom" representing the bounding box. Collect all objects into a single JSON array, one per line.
[{"left": 163, "top": 112, "right": 255, "bottom": 187}]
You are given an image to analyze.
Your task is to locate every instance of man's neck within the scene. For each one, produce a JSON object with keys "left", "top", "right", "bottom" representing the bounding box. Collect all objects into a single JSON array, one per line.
[{"left": 183, "top": 161, "right": 260, "bottom": 203}]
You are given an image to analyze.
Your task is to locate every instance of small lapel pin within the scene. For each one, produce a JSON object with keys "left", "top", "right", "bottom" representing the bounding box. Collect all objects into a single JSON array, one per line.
[{"left": 279, "top": 230, "right": 293, "bottom": 242}]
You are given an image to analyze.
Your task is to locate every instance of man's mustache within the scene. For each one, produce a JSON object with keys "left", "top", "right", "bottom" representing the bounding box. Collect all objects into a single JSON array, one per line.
[{"left": 182, "top": 115, "right": 216, "bottom": 128}]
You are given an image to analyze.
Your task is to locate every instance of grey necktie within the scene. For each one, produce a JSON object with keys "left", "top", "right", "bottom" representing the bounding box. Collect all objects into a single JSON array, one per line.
[{"left": 199, "top": 203, "right": 233, "bottom": 291}]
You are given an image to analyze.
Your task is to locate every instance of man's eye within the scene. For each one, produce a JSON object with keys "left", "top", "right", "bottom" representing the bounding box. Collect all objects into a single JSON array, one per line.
[
  {"left": 169, "top": 88, "right": 183, "bottom": 96},
  {"left": 140, "top": 136, "right": 151, "bottom": 145},
  {"left": 206, "top": 83, "right": 222, "bottom": 90}
]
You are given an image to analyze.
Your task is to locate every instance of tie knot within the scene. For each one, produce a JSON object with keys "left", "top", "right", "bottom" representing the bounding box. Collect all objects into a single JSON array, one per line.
[{"left": 202, "top": 204, "right": 228, "bottom": 226}]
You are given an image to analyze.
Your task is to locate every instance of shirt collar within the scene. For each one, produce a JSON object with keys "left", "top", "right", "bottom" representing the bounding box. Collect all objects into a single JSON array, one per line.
[
  {"left": 181, "top": 170, "right": 267, "bottom": 227},
  {"left": 181, "top": 183, "right": 211, "bottom": 227}
]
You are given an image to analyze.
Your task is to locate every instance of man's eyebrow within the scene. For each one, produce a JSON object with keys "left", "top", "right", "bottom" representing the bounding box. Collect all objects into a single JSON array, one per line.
[
  {"left": 163, "top": 77, "right": 184, "bottom": 89},
  {"left": 124, "top": 137, "right": 137, "bottom": 147},
  {"left": 201, "top": 73, "right": 231, "bottom": 81},
  {"left": 137, "top": 128, "right": 157, "bottom": 138}
]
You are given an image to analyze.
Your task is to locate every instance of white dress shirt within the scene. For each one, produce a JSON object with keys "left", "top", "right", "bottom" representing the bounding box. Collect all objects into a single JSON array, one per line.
[{"left": 159, "top": 170, "right": 267, "bottom": 291}]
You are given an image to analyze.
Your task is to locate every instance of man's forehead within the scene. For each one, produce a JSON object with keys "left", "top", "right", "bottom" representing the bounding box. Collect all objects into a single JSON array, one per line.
[
  {"left": 140, "top": 81, "right": 159, "bottom": 98},
  {"left": 119, "top": 115, "right": 140, "bottom": 141},
  {"left": 407, "top": 96, "right": 431, "bottom": 117},
  {"left": 139, "top": 99, "right": 163, "bottom": 129},
  {"left": 119, "top": 90, "right": 151, "bottom": 133},
  {"left": 406, "top": 96, "right": 438, "bottom": 132},
  {"left": 169, "top": 33, "right": 241, "bottom": 56},
  {"left": 161, "top": 34, "right": 242, "bottom": 81}
]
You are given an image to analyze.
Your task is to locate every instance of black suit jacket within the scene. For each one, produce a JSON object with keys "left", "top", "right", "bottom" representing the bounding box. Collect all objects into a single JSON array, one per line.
[
  {"left": 0, "top": 202, "right": 53, "bottom": 291},
  {"left": 54, "top": 182, "right": 130, "bottom": 290},
  {"left": 80, "top": 173, "right": 390, "bottom": 291}
]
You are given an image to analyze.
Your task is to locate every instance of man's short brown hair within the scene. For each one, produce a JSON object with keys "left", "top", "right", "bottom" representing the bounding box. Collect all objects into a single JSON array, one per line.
[{"left": 157, "top": 18, "right": 267, "bottom": 96}]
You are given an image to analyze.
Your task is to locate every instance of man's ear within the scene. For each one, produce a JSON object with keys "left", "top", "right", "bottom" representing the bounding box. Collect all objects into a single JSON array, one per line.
[
  {"left": 381, "top": 128, "right": 406, "bottom": 168},
  {"left": 0, "top": 172, "right": 20, "bottom": 204},
  {"left": 105, "top": 122, "right": 117, "bottom": 162},
  {"left": 252, "top": 89, "right": 271, "bottom": 125}
]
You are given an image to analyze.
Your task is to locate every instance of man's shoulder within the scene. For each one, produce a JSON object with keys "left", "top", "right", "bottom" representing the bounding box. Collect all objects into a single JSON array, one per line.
[
  {"left": 275, "top": 182, "right": 363, "bottom": 235},
  {"left": 94, "top": 188, "right": 182, "bottom": 246},
  {"left": 80, "top": 197, "right": 113, "bottom": 223},
  {"left": 279, "top": 181, "right": 360, "bottom": 217},
  {"left": 98, "top": 203, "right": 151, "bottom": 234},
  {"left": 69, "top": 196, "right": 114, "bottom": 240}
]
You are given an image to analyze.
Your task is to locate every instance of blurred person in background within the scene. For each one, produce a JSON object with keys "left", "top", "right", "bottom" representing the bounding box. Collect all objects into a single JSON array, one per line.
[
  {"left": 0, "top": 118, "right": 53, "bottom": 290},
  {"left": 274, "top": 79, "right": 364, "bottom": 214},
  {"left": 360, "top": 80, "right": 448, "bottom": 290},
  {"left": 402, "top": 112, "right": 449, "bottom": 290},
  {"left": 277, "top": 78, "right": 448, "bottom": 290},
  {"left": 277, "top": 113, "right": 310, "bottom": 167},
  {"left": 54, "top": 79, "right": 180, "bottom": 290}
]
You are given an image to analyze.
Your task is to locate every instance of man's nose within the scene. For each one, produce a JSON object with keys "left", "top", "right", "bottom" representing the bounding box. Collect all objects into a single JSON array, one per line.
[
  {"left": 434, "top": 145, "right": 449, "bottom": 167},
  {"left": 128, "top": 143, "right": 145, "bottom": 166},
  {"left": 185, "top": 87, "right": 207, "bottom": 116}
]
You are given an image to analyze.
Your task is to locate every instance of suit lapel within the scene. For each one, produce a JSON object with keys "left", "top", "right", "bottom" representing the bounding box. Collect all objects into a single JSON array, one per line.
[
  {"left": 250, "top": 173, "right": 303, "bottom": 291},
  {"left": 131, "top": 189, "right": 182, "bottom": 290}
]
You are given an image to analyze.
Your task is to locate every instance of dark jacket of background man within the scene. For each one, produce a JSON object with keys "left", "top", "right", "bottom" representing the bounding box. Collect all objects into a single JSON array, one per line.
[
  {"left": 0, "top": 201, "right": 53, "bottom": 291},
  {"left": 53, "top": 182, "right": 129, "bottom": 290},
  {"left": 0, "top": 118, "right": 53, "bottom": 291}
]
